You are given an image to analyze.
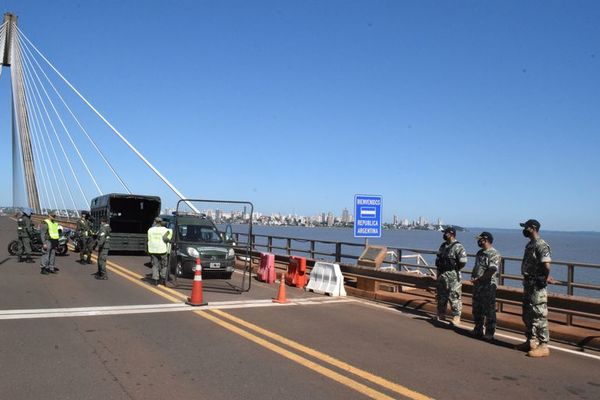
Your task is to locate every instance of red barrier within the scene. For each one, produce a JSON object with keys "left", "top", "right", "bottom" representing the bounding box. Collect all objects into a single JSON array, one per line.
[
  {"left": 286, "top": 256, "right": 307, "bottom": 288},
  {"left": 257, "top": 252, "right": 276, "bottom": 284}
]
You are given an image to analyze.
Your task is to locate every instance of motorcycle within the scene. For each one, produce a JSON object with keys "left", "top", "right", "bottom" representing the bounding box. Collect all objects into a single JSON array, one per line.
[
  {"left": 56, "top": 227, "right": 71, "bottom": 256},
  {"left": 8, "top": 227, "right": 70, "bottom": 256},
  {"left": 69, "top": 229, "right": 82, "bottom": 253}
]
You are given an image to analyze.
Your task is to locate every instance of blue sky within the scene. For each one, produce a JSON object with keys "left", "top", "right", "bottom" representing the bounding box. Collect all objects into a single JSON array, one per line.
[{"left": 0, "top": 0, "right": 598, "bottom": 231}]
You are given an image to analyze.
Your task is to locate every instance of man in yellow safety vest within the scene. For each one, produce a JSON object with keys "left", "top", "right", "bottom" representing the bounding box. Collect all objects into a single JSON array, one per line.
[
  {"left": 147, "top": 217, "right": 172, "bottom": 286},
  {"left": 40, "top": 211, "right": 60, "bottom": 275}
]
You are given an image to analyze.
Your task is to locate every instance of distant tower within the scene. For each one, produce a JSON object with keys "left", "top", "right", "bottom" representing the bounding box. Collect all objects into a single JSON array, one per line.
[
  {"left": 342, "top": 208, "right": 349, "bottom": 223},
  {"left": 3, "top": 13, "right": 41, "bottom": 212},
  {"left": 326, "top": 212, "right": 334, "bottom": 227}
]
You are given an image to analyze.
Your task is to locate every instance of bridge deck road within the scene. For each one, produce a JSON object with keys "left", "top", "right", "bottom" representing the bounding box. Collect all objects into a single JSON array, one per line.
[{"left": 1, "top": 216, "right": 600, "bottom": 400}]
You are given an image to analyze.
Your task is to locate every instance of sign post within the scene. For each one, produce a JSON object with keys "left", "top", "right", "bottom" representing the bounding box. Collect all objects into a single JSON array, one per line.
[{"left": 354, "top": 194, "right": 382, "bottom": 239}]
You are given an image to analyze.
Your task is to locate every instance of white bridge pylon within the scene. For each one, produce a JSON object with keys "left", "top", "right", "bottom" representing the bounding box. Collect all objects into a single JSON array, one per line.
[{"left": 1, "top": 12, "right": 198, "bottom": 215}]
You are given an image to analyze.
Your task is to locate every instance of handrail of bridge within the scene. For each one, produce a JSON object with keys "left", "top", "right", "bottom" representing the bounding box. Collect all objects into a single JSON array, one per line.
[
  {"left": 27, "top": 215, "right": 600, "bottom": 326},
  {"left": 233, "top": 232, "right": 600, "bottom": 327}
]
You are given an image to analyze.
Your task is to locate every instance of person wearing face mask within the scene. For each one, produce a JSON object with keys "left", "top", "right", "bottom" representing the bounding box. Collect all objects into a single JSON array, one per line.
[
  {"left": 470, "top": 232, "right": 501, "bottom": 340},
  {"left": 516, "top": 219, "right": 552, "bottom": 357},
  {"left": 434, "top": 227, "right": 468, "bottom": 326}
]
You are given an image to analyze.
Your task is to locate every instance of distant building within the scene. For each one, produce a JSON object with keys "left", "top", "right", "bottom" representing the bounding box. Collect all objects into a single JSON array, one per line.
[
  {"left": 342, "top": 208, "right": 350, "bottom": 223},
  {"left": 326, "top": 212, "right": 334, "bottom": 227}
]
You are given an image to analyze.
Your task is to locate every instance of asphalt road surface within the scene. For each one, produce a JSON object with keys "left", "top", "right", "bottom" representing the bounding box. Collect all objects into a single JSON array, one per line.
[{"left": 1, "top": 216, "right": 599, "bottom": 400}]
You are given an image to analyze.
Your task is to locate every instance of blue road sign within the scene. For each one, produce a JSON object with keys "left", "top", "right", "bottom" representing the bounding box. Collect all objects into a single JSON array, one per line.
[{"left": 354, "top": 194, "right": 382, "bottom": 238}]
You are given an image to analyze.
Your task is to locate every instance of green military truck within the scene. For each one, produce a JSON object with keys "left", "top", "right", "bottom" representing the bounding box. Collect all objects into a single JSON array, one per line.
[{"left": 90, "top": 193, "right": 161, "bottom": 252}]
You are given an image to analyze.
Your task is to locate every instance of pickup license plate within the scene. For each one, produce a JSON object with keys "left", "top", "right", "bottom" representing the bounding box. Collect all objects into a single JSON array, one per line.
[{"left": 209, "top": 262, "right": 221, "bottom": 269}]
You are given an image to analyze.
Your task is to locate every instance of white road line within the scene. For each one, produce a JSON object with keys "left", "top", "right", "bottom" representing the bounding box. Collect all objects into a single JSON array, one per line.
[
  {"left": 0, "top": 297, "right": 354, "bottom": 320},
  {"left": 350, "top": 297, "right": 600, "bottom": 361}
]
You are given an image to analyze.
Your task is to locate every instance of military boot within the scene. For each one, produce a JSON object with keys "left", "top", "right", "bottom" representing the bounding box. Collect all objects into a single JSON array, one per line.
[
  {"left": 527, "top": 343, "right": 550, "bottom": 358},
  {"left": 451, "top": 316, "right": 461, "bottom": 326},
  {"left": 433, "top": 312, "right": 446, "bottom": 322},
  {"left": 471, "top": 325, "right": 483, "bottom": 337},
  {"left": 515, "top": 340, "right": 538, "bottom": 351}
]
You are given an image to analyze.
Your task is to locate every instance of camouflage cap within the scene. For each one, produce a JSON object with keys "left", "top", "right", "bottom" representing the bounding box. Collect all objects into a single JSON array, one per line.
[
  {"left": 520, "top": 219, "right": 540, "bottom": 230},
  {"left": 48, "top": 210, "right": 57, "bottom": 217},
  {"left": 154, "top": 217, "right": 163, "bottom": 223},
  {"left": 476, "top": 231, "right": 494, "bottom": 243},
  {"left": 443, "top": 226, "right": 456, "bottom": 235}
]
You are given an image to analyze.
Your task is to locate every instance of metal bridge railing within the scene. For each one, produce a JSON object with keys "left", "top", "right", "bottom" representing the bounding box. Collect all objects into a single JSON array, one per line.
[{"left": 234, "top": 232, "right": 600, "bottom": 327}]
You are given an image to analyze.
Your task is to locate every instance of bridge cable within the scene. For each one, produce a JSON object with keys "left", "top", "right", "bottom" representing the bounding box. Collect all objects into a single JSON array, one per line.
[
  {"left": 10, "top": 24, "right": 39, "bottom": 210},
  {"left": 15, "top": 33, "right": 89, "bottom": 210},
  {"left": 17, "top": 33, "right": 104, "bottom": 198},
  {"left": 18, "top": 40, "right": 59, "bottom": 214},
  {"left": 21, "top": 84, "right": 54, "bottom": 213},
  {"left": 18, "top": 36, "right": 131, "bottom": 195},
  {"left": 17, "top": 26, "right": 199, "bottom": 213},
  {"left": 22, "top": 58, "right": 79, "bottom": 215},
  {"left": 19, "top": 40, "right": 84, "bottom": 215},
  {"left": 19, "top": 42, "right": 69, "bottom": 215},
  {"left": 24, "top": 113, "right": 52, "bottom": 212},
  {"left": 14, "top": 36, "right": 56, "bottom": 213},
  {"left": 22, "top": 55, "right": 80, "bottom": 216}
]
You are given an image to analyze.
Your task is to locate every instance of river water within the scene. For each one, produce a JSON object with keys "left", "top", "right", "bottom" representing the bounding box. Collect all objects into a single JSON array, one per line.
[{"left": 232, "top": 225, "right": 600, "bottom": 298}]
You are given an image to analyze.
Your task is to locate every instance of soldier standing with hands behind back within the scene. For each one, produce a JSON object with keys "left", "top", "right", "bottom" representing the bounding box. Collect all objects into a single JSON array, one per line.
[
  {"left": 470, "top": 232, "right": 501, "bottom": 340},
  {"left": 517, "top": 219, "right": 552, "bottom": 358},
  {"left": 16, "top": 209, "right": 35, "bottom": 263},
  {"left": 94, "top": 216, "right": 111, "bottom": 280},
  {"left": 76, "top": 211, "right": 93, "bottom": 264},
  {"left": 434, "top": 227, "right": 468, "bottom": 326}
]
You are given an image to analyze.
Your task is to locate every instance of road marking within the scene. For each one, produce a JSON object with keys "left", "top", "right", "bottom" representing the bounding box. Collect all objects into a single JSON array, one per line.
[
  {"left": 0, "top": 298, "right": 357, "bottom": 320},
  {"left": 492, "top": 331, "right": 600, "bottom": 361},
  {"left": 195, "top": 310, "right": 400, "bottom": 400},
  {"left": 89, "top": 255, "right": 433, "bottom": 399},
  {"left": 350, "top": 298, "right": 600, "bottom": 361},
  {"left": 211, "top": 309, "right": 431, "bottom": 400}
]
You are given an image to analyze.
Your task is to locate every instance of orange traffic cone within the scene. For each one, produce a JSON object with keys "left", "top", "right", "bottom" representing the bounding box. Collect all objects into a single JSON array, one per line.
[
  {"left": 186, "top": 257, "right": 207, "bottom": 306},
  {"left": 273, "top": 273, "right": 290, "bottom": 303}
]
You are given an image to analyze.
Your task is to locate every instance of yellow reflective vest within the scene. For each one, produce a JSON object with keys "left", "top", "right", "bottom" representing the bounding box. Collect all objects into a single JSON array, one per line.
[
  {"left": 147, "top": 226, "right": 171, "bottom": 254},
  {"left": 44, "top": 219, "right": 60, "bottom": 240}
]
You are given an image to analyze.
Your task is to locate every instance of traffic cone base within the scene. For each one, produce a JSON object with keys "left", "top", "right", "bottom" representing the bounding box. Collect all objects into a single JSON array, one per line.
[{"left": 273, "top": 273, "right": 290, "bottom": 303}]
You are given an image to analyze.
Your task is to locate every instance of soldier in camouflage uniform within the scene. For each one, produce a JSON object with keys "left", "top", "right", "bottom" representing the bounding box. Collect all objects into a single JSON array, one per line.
[
  {"left": 516, "top": 219, "right": 551, "bottom": 357},
  {"left": 76, "top": 211, "right": 93, "bottom": 264},
  {"left": 435, "top": 226, "right": 468, "bottom": 326},
  {"left": 94, "top": 216, "right": 111, "bottom": 280},
  {"left": 16, "top": 210, "right": 35, "bottom": 263},
  {"left": 470, "top": 231, "right": 501, "bottom": 340}
]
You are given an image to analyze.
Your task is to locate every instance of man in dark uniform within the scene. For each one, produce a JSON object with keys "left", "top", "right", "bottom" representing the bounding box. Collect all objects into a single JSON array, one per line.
[
  {"left": 95, "top": 215, "right": 111, "bottom": 280},
  {"left": 76, "top": 211, "right": 93, "bottom": 264},
  {"left": 16, "top": 210, "right": 35, "bottom": 263}
]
